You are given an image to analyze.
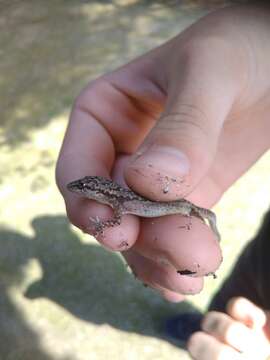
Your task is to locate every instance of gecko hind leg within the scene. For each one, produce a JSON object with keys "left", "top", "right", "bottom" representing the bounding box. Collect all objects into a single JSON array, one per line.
[{"left": 190, "top": 207, "right": 220, "bottom": 241}]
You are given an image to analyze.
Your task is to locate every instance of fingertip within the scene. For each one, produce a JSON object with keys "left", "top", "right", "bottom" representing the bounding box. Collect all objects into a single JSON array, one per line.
[
  {"left": 187, "top": 331, "right": 208, "bottom": 359},
  {"left": 227, "top": 297, "right": 267, "bottom": 329},
  {"left": 124, "top": 247, "right": 204, "bottom": 295},
  {"left": 66, "top": 196, "right": 140, "bottom": 251},
  {"left": 136, "top": 215, "right": 222, "bottom": 278},
  {"left": 95, "top": 214, "right": 140, "bottom": 251},
  {"left": 125, "top": 145, "right": 191, "bottom": 200},
  {"left": 65, "top": 196, "right": 92, "bottom": 231},
  {"left": 159, "top": 289, "right": 185, "bottom": 303}
]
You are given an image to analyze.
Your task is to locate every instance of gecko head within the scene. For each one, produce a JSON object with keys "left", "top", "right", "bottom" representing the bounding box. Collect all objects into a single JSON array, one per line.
[
  {"left": 67, "top": 176, "right": 94, "bottom": 192},
  {"left": 67, "top": 178, "right": 86, "bottom": 194},
  {"left": 66, "top": 176, "right": 106, "bottom": 200}
]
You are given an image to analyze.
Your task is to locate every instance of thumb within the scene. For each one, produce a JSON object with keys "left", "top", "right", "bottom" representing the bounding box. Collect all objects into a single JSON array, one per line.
[{"left": 125, "top": 38, "right": 244, "bottom": 202}]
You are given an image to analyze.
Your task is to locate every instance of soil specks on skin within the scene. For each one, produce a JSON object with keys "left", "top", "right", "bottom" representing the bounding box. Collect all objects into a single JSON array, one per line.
[
  {"left": 118, "top": 240, "right": 129, "bottom": 249},
  {"left": 177, "top": 269, "right": 197, "bottom": 276},
  {"left": 162, "top": 185, "right": 170, "bottom": 194},
  {"left": 155, "top": 173, "right": 189, "bottom": 197},
  {"left": 186, "top": 222, "right": 192, "bottom": 230},
  {"left": 177, "top": 267, "right": 217, "bottom": 279},
  {"left": 206, "top": 272, "right": 217, "bottom": 279},
  {"left": 162, "top": 175, "right": 172, "bottom": 194},
  {"left": 178, "top": 221, "right": 192, "bottom": 231}
]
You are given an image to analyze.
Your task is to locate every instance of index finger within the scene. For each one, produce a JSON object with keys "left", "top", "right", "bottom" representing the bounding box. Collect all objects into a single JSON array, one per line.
[{"left": 56, "top": 77, "right": 155, "bottom": 250}]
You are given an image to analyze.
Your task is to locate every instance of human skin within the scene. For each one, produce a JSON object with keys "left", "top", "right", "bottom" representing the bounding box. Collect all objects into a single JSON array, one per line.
[
  {"left": 188, "top": 297, "right": 270, "bottom": 359},
  {"left": 56, "top": 5, "right": 270, "bottom": 301}
]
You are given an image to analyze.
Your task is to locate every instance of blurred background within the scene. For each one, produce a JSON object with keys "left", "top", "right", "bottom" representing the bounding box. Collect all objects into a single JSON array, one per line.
[{"left": 1, "top": 1, "right": 270, "bottom": 359}]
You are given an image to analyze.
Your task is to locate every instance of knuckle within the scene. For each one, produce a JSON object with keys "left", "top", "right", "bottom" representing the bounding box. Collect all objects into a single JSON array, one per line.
[
  {"left": 159, "top": 105, "right": 210, "bottom": 139},
  {"left": 73, "top": 79, "right": 106, "bottom": 110},
  {"left": 158, "top": 108, "right": 215, "bottom": 166},
  {"left": 183, "top": 35, "right": 229, "bottom": 58}
]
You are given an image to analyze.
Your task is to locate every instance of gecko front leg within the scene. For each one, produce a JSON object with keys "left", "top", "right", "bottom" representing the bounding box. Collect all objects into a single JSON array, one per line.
[{"left": 89, "top": 200, "right": 124, "bottom": 237}]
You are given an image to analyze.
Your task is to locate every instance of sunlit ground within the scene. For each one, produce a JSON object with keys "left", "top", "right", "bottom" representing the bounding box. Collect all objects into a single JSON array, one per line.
[{"left": 1, "top": 1, "right": 269, "bottom": 359}]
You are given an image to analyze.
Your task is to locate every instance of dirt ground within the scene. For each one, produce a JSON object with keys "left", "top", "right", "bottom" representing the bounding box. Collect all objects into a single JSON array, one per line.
[{"left": 1, "top": 1, "right": 270, "bottom": 359}]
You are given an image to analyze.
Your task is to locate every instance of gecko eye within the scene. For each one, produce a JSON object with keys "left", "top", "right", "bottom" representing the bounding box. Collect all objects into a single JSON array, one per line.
[
  {"left": 81, "top": 182, "right": 89, "bottom": 190},
  {"left": 75, "top": 180, "right": 86, "bottom": 190}
]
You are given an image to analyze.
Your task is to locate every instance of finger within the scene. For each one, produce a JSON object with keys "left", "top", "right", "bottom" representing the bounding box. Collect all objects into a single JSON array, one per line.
[
  {"left": 133, "top": 214, "right": 222, "bottom": 277},
  {"left": 159, "top": 289, "right": 185, "bottom": 303},
  {"left": 56, "top": 91, "right": 114, "bottom": 225},
  {"left": 201, "top": 311, "right": 262, "bottom": 354},
  {"left": 227, "top": 297, "right": 270, "bottom": 356},
  {"left": 187, "top": 331, "right": 242, "bottom": 360},
  {"left": 125, "top": 33, "right": 244, "bottom": 205},
  {"left": 123, "top": 249, "right": 204, "bottom": 296},
  {"left": 227, "top": 297, "right": 267, "bottom": 330},
  {"left": 56, "top": 88, "right": 115, "bottom": 194},
  {"left": 55, "top": 84, "right": 145, "bottom": 249}
]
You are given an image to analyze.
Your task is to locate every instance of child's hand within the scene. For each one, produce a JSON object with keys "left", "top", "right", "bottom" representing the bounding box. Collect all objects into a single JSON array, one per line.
[
  {"left": 188, "top": 297, "right": 270, "bottom": 359},
  {"left": 56, "top": 5, "right": 270, "bottom": 300}
]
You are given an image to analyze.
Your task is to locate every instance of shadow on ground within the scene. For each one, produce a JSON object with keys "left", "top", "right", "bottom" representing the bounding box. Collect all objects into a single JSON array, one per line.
[{"left": 0, "top": 215, "right": 199, "bottom": 359}]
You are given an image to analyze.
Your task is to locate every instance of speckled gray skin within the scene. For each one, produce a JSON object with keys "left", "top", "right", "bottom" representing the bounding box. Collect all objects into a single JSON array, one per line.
[{"left": 67, "top": 176, "right": 220, "bottom": 240}]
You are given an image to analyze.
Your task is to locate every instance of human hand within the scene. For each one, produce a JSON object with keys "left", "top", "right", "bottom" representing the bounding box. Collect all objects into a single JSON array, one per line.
[
  {"left": 187, "top": 297, "right": 270, "bottom": 359},
  {"left": 56, "top": 5, "right": 270, "bottom": 301}
]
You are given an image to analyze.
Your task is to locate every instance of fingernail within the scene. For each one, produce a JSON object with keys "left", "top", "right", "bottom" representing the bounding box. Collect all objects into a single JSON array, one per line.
[
  {"left": 127, "top": 145, "right": 190, "bottom": 199},
  {"left": 132, "top": 145, "right": 190, "bottom": 175}
]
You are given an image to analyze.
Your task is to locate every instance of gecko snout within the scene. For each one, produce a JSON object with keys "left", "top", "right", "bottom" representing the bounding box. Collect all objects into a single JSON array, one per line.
[{"left": 67, "top": 179, "right": 84, "bottom": 193}]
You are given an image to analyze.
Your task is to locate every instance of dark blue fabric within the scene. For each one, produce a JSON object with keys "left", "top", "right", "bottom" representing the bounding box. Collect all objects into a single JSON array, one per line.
[{"left": 164, "top": 312, "right": 203, "bottom": 342}]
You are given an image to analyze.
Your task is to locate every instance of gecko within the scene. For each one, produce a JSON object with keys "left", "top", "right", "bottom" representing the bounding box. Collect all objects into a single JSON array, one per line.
[{"left": 67, "top": 175, "right": 220, "bottom": 241}]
